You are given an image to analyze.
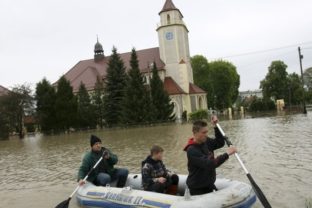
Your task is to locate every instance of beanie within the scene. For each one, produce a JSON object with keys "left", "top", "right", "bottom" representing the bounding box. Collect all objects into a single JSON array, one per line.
[{"left": 90, "top": 135, "right": 102, "bottom": 147}]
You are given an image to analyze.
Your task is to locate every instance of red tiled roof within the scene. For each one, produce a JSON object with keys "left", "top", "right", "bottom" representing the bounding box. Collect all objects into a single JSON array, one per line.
[
  {"left": 189, "top": 83, "right": 206, "bottom": 94},
  {"left": 159, "top": 0, "right": 183, "bottom": 17},
  {"left": 0, "top": 85, "right": 9, "bottom": 96},
  {"left": 164, "top": 77, "right": 186, "bottom": 95},
  {"left": 58, "top": 47, "right": 165, "bottom": 92}
]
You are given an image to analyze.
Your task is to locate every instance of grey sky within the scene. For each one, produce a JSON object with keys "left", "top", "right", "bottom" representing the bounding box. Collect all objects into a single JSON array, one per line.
[{"left": 1, "top": 0, "right": 311, "bottom": 91}]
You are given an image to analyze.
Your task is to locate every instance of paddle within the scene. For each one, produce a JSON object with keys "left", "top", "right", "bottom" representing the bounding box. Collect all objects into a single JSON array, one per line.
[
  {"left": 55, "top": 153, "right": 104, "bottom": 208},
  {"left": 216, "top": 123, "right": 272, "bottom": 208}
]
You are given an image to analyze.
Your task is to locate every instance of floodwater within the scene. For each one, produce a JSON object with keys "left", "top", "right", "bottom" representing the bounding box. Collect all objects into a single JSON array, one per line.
[{"left": 0, "top": 113, "right": 311, "bottom": 208}]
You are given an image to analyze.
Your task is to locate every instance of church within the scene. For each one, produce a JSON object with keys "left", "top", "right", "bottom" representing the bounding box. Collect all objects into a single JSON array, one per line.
[{"left": 61, "top": 0, "right": 207, "bottom": 120}]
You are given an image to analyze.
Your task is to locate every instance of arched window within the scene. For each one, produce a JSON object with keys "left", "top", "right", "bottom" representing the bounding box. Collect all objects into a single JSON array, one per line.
[{"left": 167, "top": 14, "right": 171, "bottom": 24}]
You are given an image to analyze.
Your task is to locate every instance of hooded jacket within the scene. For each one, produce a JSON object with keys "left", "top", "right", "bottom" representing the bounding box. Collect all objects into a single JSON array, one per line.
[
  {"left": 78, "top": 147, "right": 118, "bottom": 183},
  {"left": 141, "top": 156, "right": 168, "bottom": 189},
  {"left": 184, "top": 127, "right": 229, "bottom": 190}
]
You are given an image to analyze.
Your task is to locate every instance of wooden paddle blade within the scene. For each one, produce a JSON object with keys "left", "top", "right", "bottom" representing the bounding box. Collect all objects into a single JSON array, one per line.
[
  {"left": 247, "top": 173, "right": 272, "bottom": 208},
  {"left": 55, "top": 198, "right": 70, "bottom": 208}
]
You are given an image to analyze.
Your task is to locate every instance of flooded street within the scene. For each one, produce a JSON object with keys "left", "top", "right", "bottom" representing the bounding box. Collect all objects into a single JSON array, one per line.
[{"left": 0, "top": 113, "right": 311, "bottom": 208}]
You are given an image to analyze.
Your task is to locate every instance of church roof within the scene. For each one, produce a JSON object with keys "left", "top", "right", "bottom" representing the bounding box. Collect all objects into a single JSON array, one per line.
[
  {"left": 58, "top": 47, "right": 165, "bottom": 92},
  {"left": 159, "top": 0, "right": 183, "bottom": 17},
  {"left": 164, "top": 77, "right": 186, "bottom": 95},
  {"left": 189, "top": 83, "right": 206, "bottom": 94},
  {"left": 0, "top": 85, "right": 9, "bottom": 96}
]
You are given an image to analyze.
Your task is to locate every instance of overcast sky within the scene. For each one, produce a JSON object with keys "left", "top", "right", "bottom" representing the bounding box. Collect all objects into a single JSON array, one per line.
[{"left": 1, "top": 0, "right": 311, "bottom": 91}]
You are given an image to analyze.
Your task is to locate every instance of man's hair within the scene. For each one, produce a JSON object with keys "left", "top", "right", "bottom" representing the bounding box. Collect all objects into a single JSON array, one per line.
[
  {"left": 192, "top": 120, "right": 208, "bottom": 133},
  {"left": 150, "top": 145, "right": 164, "bottom": 155}
]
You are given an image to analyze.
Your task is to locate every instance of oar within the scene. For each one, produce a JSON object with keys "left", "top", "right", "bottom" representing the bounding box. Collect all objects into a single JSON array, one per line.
[
  {"left": 55, "top": 154, "right": 104, "bottom": 208},
  {"left": 216, "top": 123, "right": 272, "bottom": 208}
]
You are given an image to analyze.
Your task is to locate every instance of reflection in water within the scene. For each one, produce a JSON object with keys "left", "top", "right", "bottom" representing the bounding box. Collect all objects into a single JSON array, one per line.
[{"left": 0, "top": 114, "right": 311, "bottom": 207}]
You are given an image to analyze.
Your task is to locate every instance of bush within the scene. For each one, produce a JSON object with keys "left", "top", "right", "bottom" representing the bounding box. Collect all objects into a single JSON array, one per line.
[
  {"left": 189, "top": 109, "right": 208, "bottom": 121},
  {"left": 249, "top": 98, "right": 275, "bottom": 112}
]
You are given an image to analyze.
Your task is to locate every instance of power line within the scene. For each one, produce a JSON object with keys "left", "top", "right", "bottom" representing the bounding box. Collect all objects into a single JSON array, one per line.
[{"left": 211, "top": 41, "right": 312, "bottom": 59}]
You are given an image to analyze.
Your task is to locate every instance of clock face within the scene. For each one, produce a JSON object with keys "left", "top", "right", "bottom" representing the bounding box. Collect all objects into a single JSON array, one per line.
[{"left": 165, "top": 32, "right": 173, "bottom": 40}]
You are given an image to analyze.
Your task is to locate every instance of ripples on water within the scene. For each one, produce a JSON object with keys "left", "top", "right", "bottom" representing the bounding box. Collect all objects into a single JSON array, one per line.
[{"left": 0, "top": 113, "right": 311, "bottom": 207}]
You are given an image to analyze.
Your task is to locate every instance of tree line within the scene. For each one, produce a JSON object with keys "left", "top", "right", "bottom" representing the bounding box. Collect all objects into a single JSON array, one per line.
[
  {"left": 191, "top": 55, "right": 312, "bottom": 113},
  {"left": 0, "top": 48, "right": 174, "bottom": 139}
]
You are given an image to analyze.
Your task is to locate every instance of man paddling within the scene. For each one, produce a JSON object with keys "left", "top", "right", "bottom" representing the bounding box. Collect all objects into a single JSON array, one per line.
[
  {"left": 183, "top": 116, "right": 237, "bottom": 195},
  {"left": 78, "top": 135, "right": 129, "bottom": 187}
]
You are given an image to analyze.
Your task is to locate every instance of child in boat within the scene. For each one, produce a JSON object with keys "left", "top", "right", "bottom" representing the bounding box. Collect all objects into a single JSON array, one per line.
[{"left": 141, "top": 145, "right": 179, "bottom": 194}]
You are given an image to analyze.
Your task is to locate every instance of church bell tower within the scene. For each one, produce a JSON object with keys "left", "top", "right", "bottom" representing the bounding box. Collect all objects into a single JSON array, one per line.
[{"left": 157, "top": 0, "right": 194, "bottom": 93}]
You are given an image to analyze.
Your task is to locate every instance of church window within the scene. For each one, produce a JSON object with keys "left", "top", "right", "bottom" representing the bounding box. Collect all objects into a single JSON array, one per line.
[{"left": 167, "top": 14, "right": 171, "bottom": 24}]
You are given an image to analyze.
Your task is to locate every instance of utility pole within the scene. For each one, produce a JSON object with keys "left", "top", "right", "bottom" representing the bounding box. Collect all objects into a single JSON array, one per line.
[{"left": 298, "top": 46, "right": 307, "bottom": 114}]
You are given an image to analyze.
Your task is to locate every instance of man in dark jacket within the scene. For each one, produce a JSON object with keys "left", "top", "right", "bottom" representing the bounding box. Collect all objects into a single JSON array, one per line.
[
  {"left": 78, "top": 135, "right": 129, "bottom": 187},
  {"left": 141, "top": 145, "right": 179, "bottom": 194},
  {"left": 183, "top": 116, "right": 237, "bottom": 195}
]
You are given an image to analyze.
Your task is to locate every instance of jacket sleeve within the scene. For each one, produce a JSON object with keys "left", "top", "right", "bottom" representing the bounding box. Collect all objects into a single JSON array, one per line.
[
  {"left": 78, "top": 153, "right": 91, "bottom": 180},
  {"left": 187, "top": 147, "right": 229, "bottom": 170},
  {"left": 206, "top": 127, "right": 226, "bottom": 151},
  {"left": 107, "top": 149, "right": 118, "bottom": 165},
  {"left": 142, "top": 164, "right": 156, "bottom": 187}
]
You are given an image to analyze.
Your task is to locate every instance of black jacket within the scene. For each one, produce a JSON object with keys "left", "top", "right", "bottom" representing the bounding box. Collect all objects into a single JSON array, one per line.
[
  {"left": 184, "top": 127, "right": 229, "bottom": 190},
  {"left": 141, "top": 156, "right": 168, "bottom": 189}
]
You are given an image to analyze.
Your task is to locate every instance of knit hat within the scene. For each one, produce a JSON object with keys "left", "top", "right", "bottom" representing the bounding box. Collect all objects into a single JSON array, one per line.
[{"left": 90, "top": 135, "right": 102, "bottom": 147}]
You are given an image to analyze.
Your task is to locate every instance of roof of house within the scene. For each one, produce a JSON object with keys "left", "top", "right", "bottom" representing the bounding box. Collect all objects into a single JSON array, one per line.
[
  {"left": 0, "top": 85, "right": 9, "bottom": 96},
  {"left": 189, "top": 83, "right": 206, "bottom": 94},
  {"left": 59, "top": 47, "right": 165, "bottom": 92},
  {"left": 164, "top": 77, "right": 186, "bottom": 95}
]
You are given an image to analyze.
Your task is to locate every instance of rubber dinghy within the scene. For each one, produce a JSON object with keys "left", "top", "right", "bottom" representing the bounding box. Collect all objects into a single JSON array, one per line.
[{"left": 76, "top": 174, "right": 256, "bottom": 208}]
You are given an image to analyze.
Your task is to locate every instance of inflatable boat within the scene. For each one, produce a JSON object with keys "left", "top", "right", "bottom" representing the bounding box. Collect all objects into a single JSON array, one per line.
[{"left": 76, "top": 174, "right": 256, "bottom": 208}]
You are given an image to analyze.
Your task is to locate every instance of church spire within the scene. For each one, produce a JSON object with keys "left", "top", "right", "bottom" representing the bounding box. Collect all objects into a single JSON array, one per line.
[
  {"left": 159, "top": 0, "right": 183, "bottom": 17},
  {"left": 94, "top": 35, "right": 104, "bottom": 62}
]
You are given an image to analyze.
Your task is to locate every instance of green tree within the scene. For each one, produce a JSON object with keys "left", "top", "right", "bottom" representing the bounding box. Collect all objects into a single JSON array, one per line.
[
  {"left": 0, "top": 84, "right": 34, "bottom": 138},
  {"left": 77, "top": 82, "right": 96, "bottom": 129},
  {"left": 55, "top": 76, "right": 77, "bottom": 131},
  {"left": 150, "top": 62, "right": 174, "bottom": 121},
  {"left": 260, "top": 61, "right": 288, "bottom": 100},
  {"left": 191, "top": 55, "right": 213, "bottom": 106},
  {"left": 303, "top": 67, "right": 312, "bottom": 90},
  {"left": 0, "top": 98, "right": 10, "bottom": 139},
  {"left": 209, "top": 60, "right": 240, "bottom": 110},
  {"left": 287, "top": 73, "right": 304, "bottom": 105},
  {"left": 103, "top": 47, "right": 127, "bottom": 127},
  {"left": 92, "top": 76, "right": 105, "bottom": 128},
  {"left": 122, "top": 48, "right": 150, "bottom": 124},
  {"left": 35, "top": 78, "right": 57, "bottom": 134}
]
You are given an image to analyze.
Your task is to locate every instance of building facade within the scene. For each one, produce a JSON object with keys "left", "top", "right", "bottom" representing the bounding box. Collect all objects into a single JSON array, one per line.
[{"left": 60, "top": 0, "right": 207, "bottom": 120}]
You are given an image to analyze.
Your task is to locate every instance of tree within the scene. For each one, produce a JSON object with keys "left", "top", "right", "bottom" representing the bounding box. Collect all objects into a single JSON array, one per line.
[
  {"left": 209, "top": 60, "right": 240, "bottom": 110},
  {"left": 0, "top": 84, "right": 34, "bottom": 138},
  {"left": 122, "top": 48, "right": 150, "bottom": 124},
  {"left": 150, "top": 62, "right": 174, "bottom": 121},
  {"left": 287, "top": 73, "right": 304, "bottom": 105},
  {"left": 0, "top": 98, "right": 10, "bottom": 139},
  {"left": 35, "top": 78, "right": 57, "bottom": 134},
  {"left": 77, "top": 82, "right": 96, "bottom": 129},
  {"left": 55, "top": 76, "right": 77, "bottom": 131},
  {"left": 303, "top": 67, "right": 312, "bottom": 90},
  {"left": 103, "top": 47, "right": 127, "bottom": 127},
  {"left": 92, "top": 76, "right": 105, "bottom": 128},
  {"left": 191, "top": 55, "right": 213, "bottom": 106},
  {"left": 260, "top": 61, "right": 288, "bottom": 100}
]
